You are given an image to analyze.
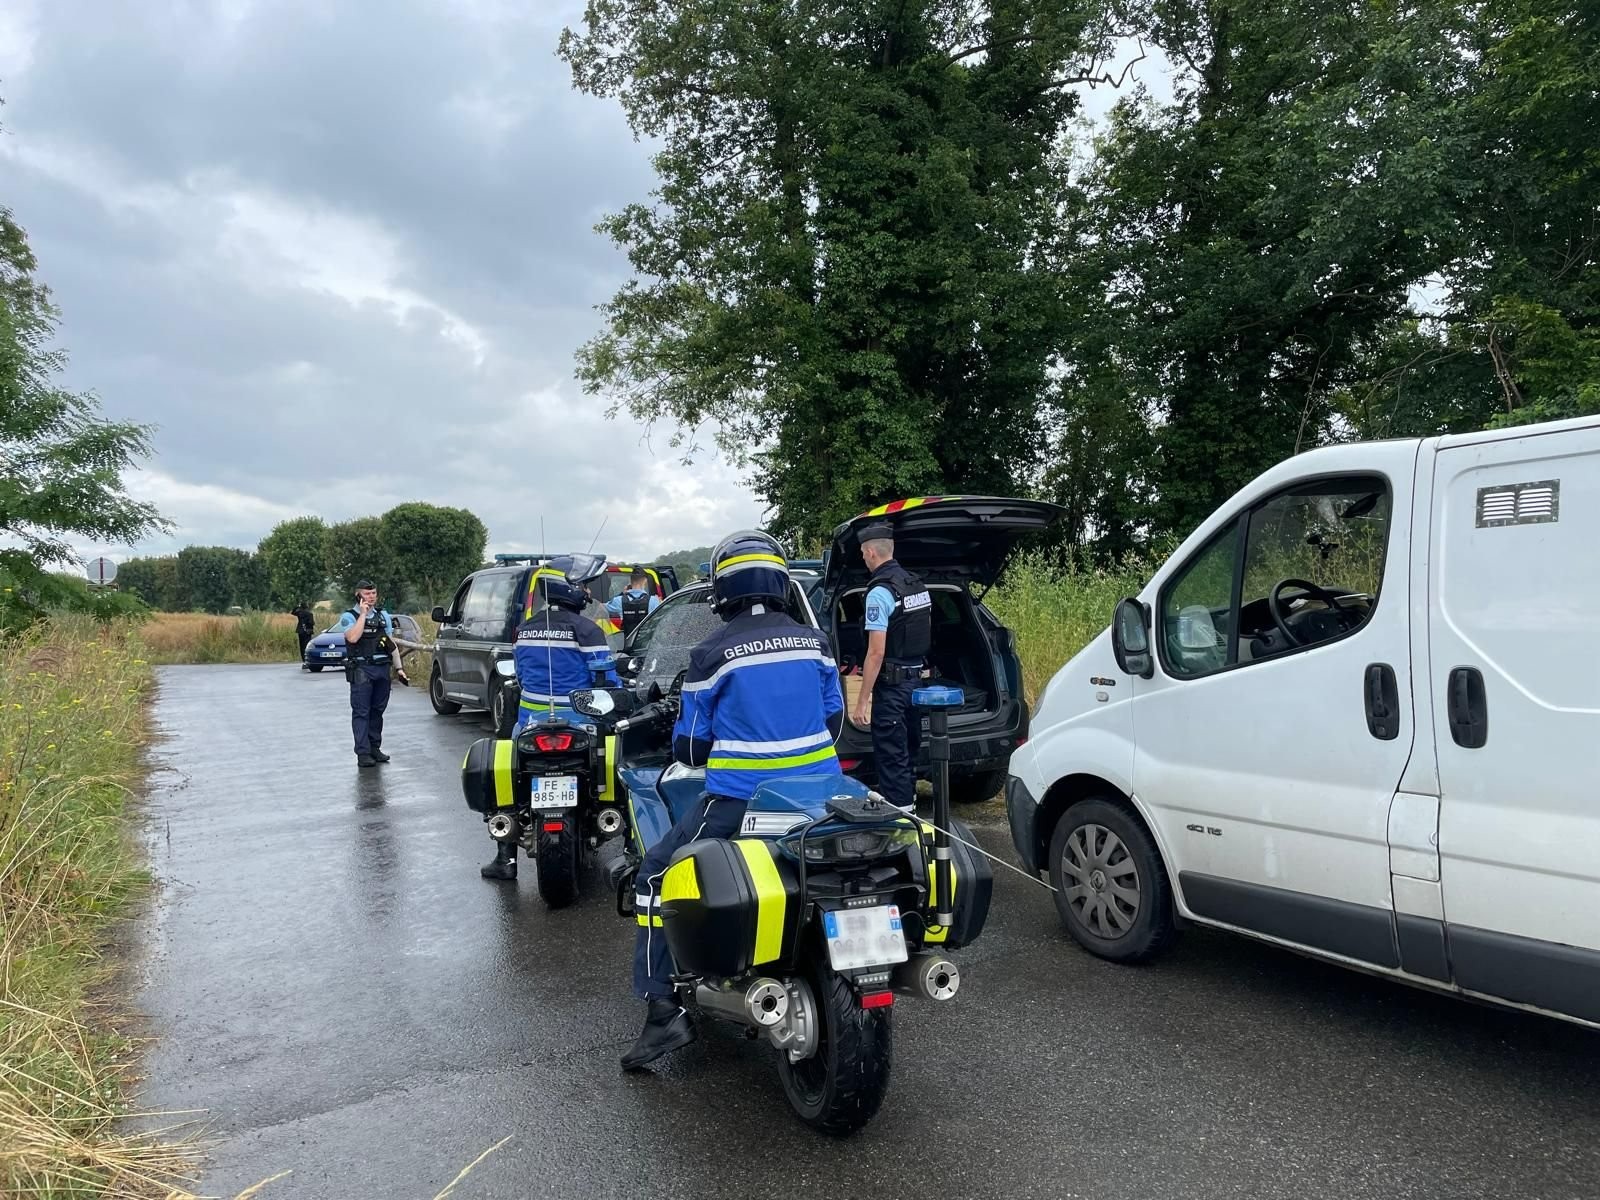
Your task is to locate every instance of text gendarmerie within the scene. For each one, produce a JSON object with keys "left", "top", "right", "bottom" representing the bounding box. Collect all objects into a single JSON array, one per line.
[{"left": 723, "top": 635, "right": 823, "bottom": 660}]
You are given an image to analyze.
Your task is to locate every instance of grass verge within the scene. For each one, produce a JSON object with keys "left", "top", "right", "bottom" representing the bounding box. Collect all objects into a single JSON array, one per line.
[
  {"left": 987, "top": 551, "right": 1152, "bottom": 704},
  {"left": 0, "top": 616, "right": 199, "bottom": 1198}
]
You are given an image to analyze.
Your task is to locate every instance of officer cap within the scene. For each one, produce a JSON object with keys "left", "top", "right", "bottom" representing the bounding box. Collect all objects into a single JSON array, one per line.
[
  {"left": 858, "top": 522, "right": 894, "bottom": 544},
  {"left": 354, "top": 579, "right": 376, "bottom": 591}
]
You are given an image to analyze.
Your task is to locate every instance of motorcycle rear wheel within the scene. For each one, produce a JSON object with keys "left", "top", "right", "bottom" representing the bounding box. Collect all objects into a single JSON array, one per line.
[
  {"left": 535, "top": 828, "right": 580, "bottom": 909},
  {"left": 776, "top": 946, "right": 892, "bottom": 1136}
]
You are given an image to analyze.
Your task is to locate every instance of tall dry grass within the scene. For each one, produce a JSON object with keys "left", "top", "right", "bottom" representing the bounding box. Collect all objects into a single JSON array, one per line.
[
  {"left": 0, "top": 616, "right": 202, "bottom": 1197},
  {"left": 138, "top": 613, "right": 302, "bottom": 666}
]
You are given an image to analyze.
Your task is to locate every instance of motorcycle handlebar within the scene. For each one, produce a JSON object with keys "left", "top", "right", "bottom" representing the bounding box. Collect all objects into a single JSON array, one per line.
[{"left": 613, "top": 697, "right": 678, "bottom": 733}]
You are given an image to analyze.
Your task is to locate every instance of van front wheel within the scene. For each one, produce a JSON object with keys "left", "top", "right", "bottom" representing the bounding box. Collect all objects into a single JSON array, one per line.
[{"left": 1048, "top": 798, "right": 1173, "bottom": 963}]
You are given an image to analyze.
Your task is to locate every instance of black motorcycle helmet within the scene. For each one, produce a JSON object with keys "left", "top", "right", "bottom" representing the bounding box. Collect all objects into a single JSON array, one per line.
[{"left": 709, "top": 530, "right": 789, "bottom": 618}]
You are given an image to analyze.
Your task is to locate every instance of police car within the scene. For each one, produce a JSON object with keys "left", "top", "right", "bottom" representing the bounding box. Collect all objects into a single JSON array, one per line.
[
  {"left": 303, "top": 613, "right": 422, "bottom": 672},
  {"left": 623, "top": 497, "right": 1061, "bottom": 803}
]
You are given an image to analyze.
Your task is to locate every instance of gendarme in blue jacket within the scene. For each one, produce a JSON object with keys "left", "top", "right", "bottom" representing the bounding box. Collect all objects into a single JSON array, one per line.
[
  {"left": 672, "top": 608, "right": 844, "bottom": 800},
  {"left": 513, "top": 606, "right": 617, "bottom": 721}
]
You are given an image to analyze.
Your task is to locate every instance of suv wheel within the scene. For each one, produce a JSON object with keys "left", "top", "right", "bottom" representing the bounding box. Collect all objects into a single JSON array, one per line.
[
  {"left": 429, "top": 663, "right": 462, "bottom": 715},
  {"left": 1048, "top": 797, "right": 1174, "bottom": 963},
  {"left": 490, "top": 683, "right": 517, "bottom": 738}
]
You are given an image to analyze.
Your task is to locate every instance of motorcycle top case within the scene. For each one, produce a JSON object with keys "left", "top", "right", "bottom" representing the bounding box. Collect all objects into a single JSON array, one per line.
[
  {"left": 658, "top": 838, "right": 801, "bottom": 978},
  {"left": 914, "top": 817, "right": 993, "bottom": 950},
  {"left": 461, "top": 737, "right": 524, "bottom": 814}
]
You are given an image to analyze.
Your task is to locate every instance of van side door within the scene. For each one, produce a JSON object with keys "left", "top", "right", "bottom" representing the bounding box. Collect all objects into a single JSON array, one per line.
[
  {"left": 1429, "top": 422, "right": 1600, "bottom": 1023},
  {"left": 435, "top": 577, "right": 474, "bottom": 693},
  {"left": 1130, "top": 447, "right": 1420, "bottom": 967}
]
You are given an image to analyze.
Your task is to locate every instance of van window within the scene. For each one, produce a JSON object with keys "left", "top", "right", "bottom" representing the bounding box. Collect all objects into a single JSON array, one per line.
[
  {"left": 464, "top": 572, "right": 518, "bottom": 627},
  {"left": 1159, "top": 475, "right": 1391, "bottom": 678},
  {"left": 1160, "top": 524, "right": 1240, "bottom": 678}
]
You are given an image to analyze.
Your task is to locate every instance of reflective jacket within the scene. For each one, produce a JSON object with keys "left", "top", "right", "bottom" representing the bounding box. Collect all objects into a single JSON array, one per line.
[
  {"left": 673, "top": 609, "right": 845, "bottom": 801},
  {"left": 513, "top": 607, "right": 618, "bottom": 714}
]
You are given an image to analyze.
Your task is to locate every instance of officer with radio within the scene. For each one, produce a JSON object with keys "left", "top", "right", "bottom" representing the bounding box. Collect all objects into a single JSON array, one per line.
[
  {"left": 338, "top": 581, "right": 407, "bottom": 768},
  {"left": 849, "top": 523, "right": 932, "bottom": 811}
]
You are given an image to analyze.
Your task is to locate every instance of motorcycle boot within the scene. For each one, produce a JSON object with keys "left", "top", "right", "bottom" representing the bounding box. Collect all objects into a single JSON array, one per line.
[
  {"left": 480, "top": 841, "right": 517, "bottom": 881},
  {"left": 620, "top": 998, "right": 695, "bottom": 1071}
]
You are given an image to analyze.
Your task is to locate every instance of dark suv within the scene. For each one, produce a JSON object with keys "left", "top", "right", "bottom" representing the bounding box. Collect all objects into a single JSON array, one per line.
[
  {"left": 622, "top": 497, "right": 1061, "bottom": 803},
  {"left": 430, "top": 556, "right": 680, "bottom": 734}
]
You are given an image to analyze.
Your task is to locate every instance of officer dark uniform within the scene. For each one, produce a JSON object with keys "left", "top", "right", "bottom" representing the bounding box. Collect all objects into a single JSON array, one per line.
[
  {"left": 338, "top": 581, "right": 405, "bottom": 768},
  {"left": 622, "top": 531, "right": 845, "bottom": 1071},
  {"left": 292, "top": 601, "right": 315, "bottom": 661},
  {"left": 480, "top": 568, "right": 620, "bottom": 881},
  {"left": 606, "top": 570, "right": 660, "bottom": 641},
  {"left": 850, "top": 522, "right": 932, "bottom": 811}
]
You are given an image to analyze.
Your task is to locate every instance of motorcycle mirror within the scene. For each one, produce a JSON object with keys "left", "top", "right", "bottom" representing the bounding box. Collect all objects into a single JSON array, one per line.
[{"left": 646, "top": 680, "right": 663, "bottom": 703}]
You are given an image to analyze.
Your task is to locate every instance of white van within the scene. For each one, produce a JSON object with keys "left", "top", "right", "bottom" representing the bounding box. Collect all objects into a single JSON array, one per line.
[{"left": 1005, "top": 415, "right": 1600, "bottom": 1028}]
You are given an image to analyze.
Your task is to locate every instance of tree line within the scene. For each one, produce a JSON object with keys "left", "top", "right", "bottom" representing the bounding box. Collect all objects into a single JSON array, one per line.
[
  {"left": 116, "top": 503, "right": 488, "bottom": 614},
  {"left": 562, "top": 0, "right": 1598, "bottom": 552}
]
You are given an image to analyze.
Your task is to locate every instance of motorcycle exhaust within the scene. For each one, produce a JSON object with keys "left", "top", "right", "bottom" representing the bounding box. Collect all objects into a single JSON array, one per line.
[
  {"left": 596, "top": 807, "right": 625, "bottom": 836},
  {"left": 486, "top": 813, "right": 520, "bottom": 842},
  {"left": 694, "top": 978, "right": 789, "bottom": 1028},
  {"left": 892, "top": 953, "right": 961, "bottom": 1001}
]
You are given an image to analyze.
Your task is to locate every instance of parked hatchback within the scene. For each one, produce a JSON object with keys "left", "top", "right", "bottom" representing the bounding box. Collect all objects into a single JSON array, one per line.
[
  {"left": 622, "top": 496, "right": 1061, "bottom": 803},
  {"left": 303, "top": 613, "right": 421, "bottom": 673}
]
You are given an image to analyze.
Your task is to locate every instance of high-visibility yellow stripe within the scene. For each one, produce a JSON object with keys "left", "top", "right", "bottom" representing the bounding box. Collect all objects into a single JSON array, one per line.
[
  {"left": 734, "top": 839, "right": 786, "bottom": 964},
  {"left": 600, "top": 734, "right": 618, "bottom": 798},
  {"left": 704, "top": 745, "right": 838, "bottom": 772},
  {"left": 636, "top": 912, "right": 663, "bottom": 928},
  {"left": 716, "top": 553, "right": 786, "bottom": 570},
  {"left": 920, "top": 822, "right": 957, "bottom": 943},
  {"left": 493, "top": 739, "right": 515, "bottom": 808},
  {"left": 660, "top": 858, "right": 700, "bottom": 903}
]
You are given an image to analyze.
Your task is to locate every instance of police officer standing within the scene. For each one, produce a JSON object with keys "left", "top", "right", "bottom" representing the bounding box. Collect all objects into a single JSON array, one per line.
[
  {"left": 605, "top": 569, "right": 659, "bottom": 642},
  {"left": 338, "top": 581, "right": 408, "bottom": 768},
  {"left": 849, "top": 523, "right": 931, "bottom": 812},
  {"left": 291, "top": 600, "right": 315, "bottom": 663}
]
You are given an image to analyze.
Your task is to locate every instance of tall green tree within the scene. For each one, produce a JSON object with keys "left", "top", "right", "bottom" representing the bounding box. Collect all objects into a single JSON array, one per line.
[
  {"left": 560, "top": 1, "right": 1112, "bottom": 543},
  {"left": 323, "top": 517, "right": 403, "bottom": 607},
  {"left": 259, "top": 515, "right": 329, "bottom": 607},
  {"left": 117, "top": 555, "right": 182, "bottom": 609},
  {"left": 1053, "top": 0, "right": 1476, "bottom": 543},
  {"left": 226, "top": 549, "right": 271, "bottom": 610},
  {"left": 175, "top": 546, "right": 235, "bottom": 614},
  {"left": 379, "top": 502, "right": 487, "bottom": 610},
  {"left": 0, "top": 206, "right": 167, "bottom": 602}
]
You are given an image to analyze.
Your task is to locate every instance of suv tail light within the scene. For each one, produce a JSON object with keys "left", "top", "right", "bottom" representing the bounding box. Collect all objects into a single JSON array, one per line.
[
  {"left": 535, "top": 732, "right": 574, "bottom": 752},
  {"left": 839, "top": 759, "right": 861, "bottom": 771}
]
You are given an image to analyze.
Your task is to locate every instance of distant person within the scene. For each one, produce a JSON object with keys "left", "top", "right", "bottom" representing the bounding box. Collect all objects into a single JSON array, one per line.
[
  {"left": 291, "top": 601, "right": 315, "bottom": 663},
  {"left": 605, "top": 570, "right": 660, "bottom": 642},
  {"left": 338, "top": 581, "right": 409, "bottom": 768}
]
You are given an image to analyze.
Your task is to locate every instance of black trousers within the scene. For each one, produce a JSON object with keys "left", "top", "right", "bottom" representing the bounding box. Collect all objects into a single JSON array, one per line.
[
  {"left": 871, "top": 677, "right": 922, "bottom": 809},
  {"left": 349, "top": 663, "right": 391, "bottom": 756}
]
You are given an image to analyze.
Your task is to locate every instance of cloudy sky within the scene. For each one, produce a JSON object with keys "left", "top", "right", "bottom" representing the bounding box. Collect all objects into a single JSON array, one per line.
[{"left": 0, "top": 0, "right": 768, "bottom": 565}]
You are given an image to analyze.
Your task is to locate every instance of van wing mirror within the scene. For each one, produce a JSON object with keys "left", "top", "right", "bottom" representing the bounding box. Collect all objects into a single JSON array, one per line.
[
  {"left": 616, "top": 654, "right": 641, "bottom": 678},
  {"left": 1112, "top": 597, "right": 1155, "bottom": 679},
  {"left": 431, "top": 605, "right": 450, "bottom": 624}
]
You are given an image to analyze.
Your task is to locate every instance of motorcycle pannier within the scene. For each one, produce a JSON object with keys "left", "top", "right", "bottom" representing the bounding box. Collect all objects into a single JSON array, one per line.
[
  {"left": 917, "top": 817, "right": 993, "bottom": 950},
  {"left": 461, "top": 737, "right": 521, "bottom": 814},
  {"left": 659, "top": 838, "right": 800, "bottom": 978}
]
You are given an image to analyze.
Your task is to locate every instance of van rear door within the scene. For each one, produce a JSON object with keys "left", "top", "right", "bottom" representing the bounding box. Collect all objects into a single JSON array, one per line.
[{"left": 1429, "top": 419, "right": 1600, "bottom": 1023}]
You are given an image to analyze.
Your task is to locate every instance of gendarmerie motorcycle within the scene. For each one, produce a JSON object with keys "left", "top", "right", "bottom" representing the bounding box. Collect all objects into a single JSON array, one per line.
[
  {"left": 461, "top": 685, "right": 639, "bottom": 907},
  {"left": 602, "top": 679, "right": 991, "bottom": 1135}
]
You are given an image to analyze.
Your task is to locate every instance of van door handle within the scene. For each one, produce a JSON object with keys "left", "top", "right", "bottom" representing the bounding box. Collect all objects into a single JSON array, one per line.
[
  {"left": 1447, "top": 666, "right": 1488, "bottom": 749},
  {"left": 1364, "top": 663, "right": 1400, "bottom": 740}
]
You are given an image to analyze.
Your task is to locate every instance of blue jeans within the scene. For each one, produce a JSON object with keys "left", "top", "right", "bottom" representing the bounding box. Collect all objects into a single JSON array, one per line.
[
  {"left": 349, "top": 663, "right": 391, "bottom": 756},
  {"left": 632, "top": 794, "right": 747, "bottom": 1000}
]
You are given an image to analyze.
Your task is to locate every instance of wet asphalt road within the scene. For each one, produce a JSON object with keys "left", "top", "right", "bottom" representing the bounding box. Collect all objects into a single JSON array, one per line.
[{"left": 133, "top": 665, "right": 1600, "bottom": 1200}]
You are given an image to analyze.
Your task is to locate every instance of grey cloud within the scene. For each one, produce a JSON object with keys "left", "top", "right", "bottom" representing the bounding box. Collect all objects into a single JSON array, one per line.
[{"left": 2, "top": 0, "right": 764, "bottom": 565}]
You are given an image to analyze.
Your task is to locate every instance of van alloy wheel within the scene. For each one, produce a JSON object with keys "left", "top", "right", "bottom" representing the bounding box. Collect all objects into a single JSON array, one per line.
[{"left": 1061, "top": 823, "right": 1140, "bottom": 938}]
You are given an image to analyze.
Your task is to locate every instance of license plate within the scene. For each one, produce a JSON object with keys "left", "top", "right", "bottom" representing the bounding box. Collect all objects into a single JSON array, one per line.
[
  {"left": 530, "top": 775, "right": 579, "bottom": 809},
  {"left": 823, "top": 905, "right": 908, "bottom": 971}
]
